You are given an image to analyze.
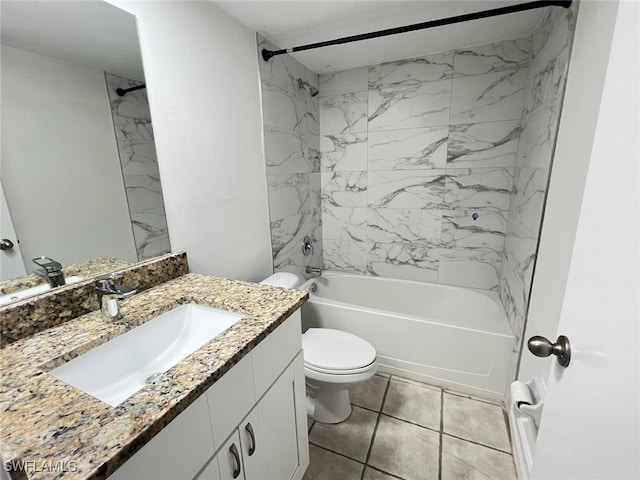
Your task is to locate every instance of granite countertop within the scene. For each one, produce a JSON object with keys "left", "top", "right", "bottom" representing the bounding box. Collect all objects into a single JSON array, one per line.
[
  {"left": 0, "top": 258, "right": 135, "bottom": 295},
  {"left": 0, "top": 273, "right": 307, "bottom": 480}
]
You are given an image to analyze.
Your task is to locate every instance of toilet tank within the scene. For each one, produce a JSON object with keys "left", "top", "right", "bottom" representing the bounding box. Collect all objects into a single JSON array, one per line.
[{"left": 260, "top": 272, "right": 301, "bottom": 289}]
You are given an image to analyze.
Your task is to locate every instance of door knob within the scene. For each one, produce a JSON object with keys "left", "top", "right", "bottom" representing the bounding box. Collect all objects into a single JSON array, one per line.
[
  {"left": 527, "top": 335, "right": 571, "bottom": 367},
  {"left": 0, "top": 239, "right": 14, "bottom": 251}
]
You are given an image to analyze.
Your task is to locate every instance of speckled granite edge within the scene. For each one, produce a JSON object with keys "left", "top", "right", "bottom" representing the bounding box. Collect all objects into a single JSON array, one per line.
[
  {"left": 0, "top": 258, "right": 135, "bottom": 295},
  {"left": 0, "top": 274, "right": 308, "bottom": 480},
  {"left": 0, "top": 252, "right": 189, "bottom": 343}
]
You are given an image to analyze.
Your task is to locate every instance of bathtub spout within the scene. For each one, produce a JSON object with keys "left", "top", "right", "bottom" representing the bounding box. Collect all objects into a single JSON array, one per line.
[{"left": 306, "top": 266, "right": 322, "bottom": 276}]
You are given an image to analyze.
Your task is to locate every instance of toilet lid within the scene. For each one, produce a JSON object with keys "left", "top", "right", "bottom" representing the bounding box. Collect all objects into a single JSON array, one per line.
[{"left": 302, "top": 328, "right": 376, "bottom": 372}]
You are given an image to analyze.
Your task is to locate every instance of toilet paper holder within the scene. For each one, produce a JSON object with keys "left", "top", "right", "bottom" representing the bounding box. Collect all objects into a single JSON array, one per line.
[{"left": 510, "top": 378, "right": 545, "bottom": 427}]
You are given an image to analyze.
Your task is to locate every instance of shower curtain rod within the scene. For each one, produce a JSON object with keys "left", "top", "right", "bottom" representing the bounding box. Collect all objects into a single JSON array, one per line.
[
  {"left": 261, "top": 0, "right": 571, "bottom": 62},
  {"left": 116, "top": 84, "right": 146, "bottom": 97}
]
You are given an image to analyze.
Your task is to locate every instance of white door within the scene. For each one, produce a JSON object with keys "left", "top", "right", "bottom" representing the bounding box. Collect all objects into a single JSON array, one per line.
[
  {"left": 0, "top": 180, "right": 27, "bottom": 280},
  {"left": 530, "top": 2, "right": 639, "bottom": 478}
]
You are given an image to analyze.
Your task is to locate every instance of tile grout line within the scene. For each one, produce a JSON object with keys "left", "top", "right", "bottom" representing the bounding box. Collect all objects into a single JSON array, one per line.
[
  {"left": 442, "top": 432, "right": 513, "bottom": 456},
  {"left": 372, "top": 411, "right": 441, "bottom": 435},
  {"left": 360, "top": 375, "right": 391, "bottom": 480},
  {"left": 438, "top": 389, "right": 444, "bottom": 480},
  {"left": 309, "top": 442, "right": 366, "bottom": 465},
  {"left": 366, "top": 465, "right": 408, "bottom": 480},
  {"left": 443, "top": 389, "right": 506, "bottom": 408}
]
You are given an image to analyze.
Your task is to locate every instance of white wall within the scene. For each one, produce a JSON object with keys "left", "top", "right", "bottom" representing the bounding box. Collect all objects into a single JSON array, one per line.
[
  {"left": 110, "top": 1, "right": 273, "bottom": 282},
  {"left": 517, "top": 1, "right": 619, "bottom": 382},
  {"left": 0, "top": 45, "right": 138, "bottom": 270}
]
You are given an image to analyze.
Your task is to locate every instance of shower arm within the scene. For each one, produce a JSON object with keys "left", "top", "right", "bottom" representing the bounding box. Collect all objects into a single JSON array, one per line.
[
  {"left": 262, "top": 0, "right": 571, "bottom": 62},
  {"left": 116, "top": 84, "right": 146, "bottom": 97}
]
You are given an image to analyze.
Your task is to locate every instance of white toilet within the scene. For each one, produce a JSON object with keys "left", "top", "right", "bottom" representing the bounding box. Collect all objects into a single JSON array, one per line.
[{"left": 260, "top": 272, "right": 378, "bottom": 424}]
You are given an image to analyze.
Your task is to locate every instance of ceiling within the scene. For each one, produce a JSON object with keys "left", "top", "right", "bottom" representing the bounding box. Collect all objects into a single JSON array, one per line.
[
  {"left": 0, "top": 1, "right": 144, "bottom": 81},
  {"left": 214, "top": 1, "right": 547, "bottom": 74}
]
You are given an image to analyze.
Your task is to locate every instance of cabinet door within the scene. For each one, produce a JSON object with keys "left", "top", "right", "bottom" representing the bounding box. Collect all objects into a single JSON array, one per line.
[
  {"left": 241, "top": 362, "right": 298, "bottom": 480},
  {"left": 207, "top": 353, "right": 256, "bottom": 451},
  {"left": 292, "top": 353, "right": 310, "bottom": 480},
  {"left": 109, "top": 395, "right": 215, "bottom": 480},
  {"left": 217, "top": 430, "right": 245, "bottom": 480},
  {"left": 251, "top": 311, "right": 300, "bottom": 398},
  {"left": 196, "top": 456, "right": 221, "bottom": 480}
]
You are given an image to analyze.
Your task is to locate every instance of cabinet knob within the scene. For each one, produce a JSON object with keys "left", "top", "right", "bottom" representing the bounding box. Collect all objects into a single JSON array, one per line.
[
  {"left": 229, "top": 443, "right": 241, "bottom": 479},
  {"left": 245, "top": 422, "right": 256, "bottom": 456}
]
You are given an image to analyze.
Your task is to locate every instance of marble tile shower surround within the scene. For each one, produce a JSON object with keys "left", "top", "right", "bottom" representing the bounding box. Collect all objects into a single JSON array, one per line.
[
  {"left": 498, "top": 4, "right": 578, "bottom": 382},
  {"left": 258, "top": 35, "right": 323, "bottom": 280},
  {"left": 319, "top": 38, "right": 530, "bottom": 290},
  {"left": 105, "top": 73, "right": 171, "bottom": 261}
]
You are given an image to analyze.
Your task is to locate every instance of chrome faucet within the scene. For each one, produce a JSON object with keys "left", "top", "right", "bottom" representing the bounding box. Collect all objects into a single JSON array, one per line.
[
  {"left": 94, "top": 272, "right": 137, "bottom": 321},
  {"left": 306, "top": 266, "right": 322, "bottom": 276},
  {"left": 32, "top": 256, "right": 65, "bottom": 287}
]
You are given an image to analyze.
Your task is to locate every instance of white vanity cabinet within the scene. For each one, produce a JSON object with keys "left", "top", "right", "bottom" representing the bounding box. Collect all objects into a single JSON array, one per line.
[
  {"left": 202, "top": 354, "right": 305, "bottom": 480},
  {"left": 109, "top": 394, "right": 216, "bottom": 480},
  {"left": 110, "top": 311, "right": 308, "bottom": 480}
]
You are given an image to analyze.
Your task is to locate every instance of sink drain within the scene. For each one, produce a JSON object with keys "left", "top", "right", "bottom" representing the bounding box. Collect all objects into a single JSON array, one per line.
[{"left": 146, "top": 373, "right": 162, "bottom": 384}]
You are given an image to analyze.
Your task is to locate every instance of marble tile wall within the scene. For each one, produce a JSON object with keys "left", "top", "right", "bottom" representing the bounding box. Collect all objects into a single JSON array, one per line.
[
  {"left": 319, "top": 38, "right": 530, "bottom": 290},
  {"left": 105, "top": 73, "right": 171, "bottom": 261},
  {"left": 498, "top": 5, "right": 578, "bottom": 381},
  {"left": 257, "top": 35, "right": 322, "bottom": 280}
]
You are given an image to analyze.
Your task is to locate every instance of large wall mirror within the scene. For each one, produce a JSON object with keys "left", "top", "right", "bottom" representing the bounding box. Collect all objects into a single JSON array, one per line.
[{"left": 0, "top": 1, "right": 170, "bottom": 290}]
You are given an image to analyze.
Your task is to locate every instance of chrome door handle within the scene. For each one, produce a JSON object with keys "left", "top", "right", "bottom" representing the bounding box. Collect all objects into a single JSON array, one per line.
[
  {"left": 0, "top": 239, "right": 14, "bottom": 251},
  {"left": 245, "top": 422, "right": 256, "bottom": 456},
  {"left": 527, "top": 335, "right": 571, "bottom": 367},
  {"left": 229, "top": 443, "right": 241, "bottom": 479}
]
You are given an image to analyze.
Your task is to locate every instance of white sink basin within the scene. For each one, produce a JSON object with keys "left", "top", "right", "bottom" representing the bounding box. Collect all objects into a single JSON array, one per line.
[
  {"left": 0, "top": 275, "right": 85, "bottom": 306},
  {"left": 50, "top": 303, "right": 243, "bottom": 406}
]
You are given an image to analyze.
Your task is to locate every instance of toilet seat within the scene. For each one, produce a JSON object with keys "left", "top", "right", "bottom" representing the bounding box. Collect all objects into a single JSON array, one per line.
[
  {"left": 304, "top": 362, "right": 375, "bottom": 375},
  {"left": 302, "top": 328, "right": 376, "bottom": 374}
]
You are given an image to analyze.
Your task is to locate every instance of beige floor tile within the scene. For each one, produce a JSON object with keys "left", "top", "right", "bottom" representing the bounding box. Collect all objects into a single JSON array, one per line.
[
  {"left": 368, "top": 415, "right": 440, "bottom": 480},
  {"left": 441, "top": 435, "right": 517, "bottom": 480},
  {"left": 351, "top": 374, "right": 389, "bottom": 411},
  {"left": 392, "top": 376, "right": 441, "bottom": 392},
  {"left": 442, "top": 388, "right": 504, "bottom": 407},
  {"left": 303, "top": 444, "right": 364, "bottom": 480},
  {"left": 362, "top": 467, "right": 400, "bottom": 480},
  {"left": 309, "top": 405, "right": 378, "bottom": 462},
  {"left": 383, "top": 378, "right": 441, "bottom": 430},
  {"left": 443, "top": 393, "right": 511, "bottom": 452}
]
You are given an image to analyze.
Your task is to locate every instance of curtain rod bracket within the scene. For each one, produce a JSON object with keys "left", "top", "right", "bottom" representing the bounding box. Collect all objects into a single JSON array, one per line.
[{"left": 261, "top": 0, "right": 571, "bottom": 62}]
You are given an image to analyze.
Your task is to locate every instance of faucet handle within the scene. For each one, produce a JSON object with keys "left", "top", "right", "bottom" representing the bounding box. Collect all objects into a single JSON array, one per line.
[
  {"left": 95, "top": 272, "right": 136, "bottom": 298},
  {"left": 32, "top": 256, "right": 62, "bottom": 273},
  {"left": 94, "top": 272, "right": 125, "bottom": 289}
]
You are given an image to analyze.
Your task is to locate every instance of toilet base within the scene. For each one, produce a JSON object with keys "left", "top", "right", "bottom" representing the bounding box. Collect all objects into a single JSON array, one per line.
[{"left": 307, "top": 387, "right": 352, "bottom": 424}]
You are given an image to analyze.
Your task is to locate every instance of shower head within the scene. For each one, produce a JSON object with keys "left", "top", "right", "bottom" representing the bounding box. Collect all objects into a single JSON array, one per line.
[{"left": 297, "top": 78, "right": 319, "bottom": 97}]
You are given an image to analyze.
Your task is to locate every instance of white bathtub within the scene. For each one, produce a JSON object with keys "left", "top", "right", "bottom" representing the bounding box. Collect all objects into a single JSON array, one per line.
[{"left": 299, "top": 272, "right": 514, "bottom": 400}]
